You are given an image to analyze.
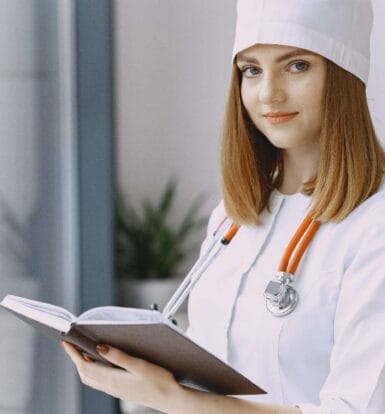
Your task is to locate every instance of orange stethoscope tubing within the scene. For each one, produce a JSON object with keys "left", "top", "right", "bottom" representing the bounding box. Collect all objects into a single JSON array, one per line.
[
  {"left": 279, "top": 214, "right": 321, "bottom": 275},
  {"left": 221, "top": 223, "right": 241, "bottom": 245},
  {"left": 219, "top": 214, "right": 321, "bottom": 316},
  {"left": 217, "top": 213, "right": 321, "bottom": 277}
]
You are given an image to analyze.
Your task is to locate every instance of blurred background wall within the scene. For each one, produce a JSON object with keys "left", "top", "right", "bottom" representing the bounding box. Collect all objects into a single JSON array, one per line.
[
  {"left": 367, "top": 0, "right": 385, "bottom": 143},
  {"left": 0, "top": 1, "right": 79, "bottom": 413},
  {"left": 114, "top": 0, "right": 235, "bottom": 273}
]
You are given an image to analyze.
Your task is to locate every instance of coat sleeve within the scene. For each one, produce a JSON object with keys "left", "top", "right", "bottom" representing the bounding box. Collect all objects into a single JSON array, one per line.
[{"left": 296, "top": 203, "right": 385, "bottom": 413}]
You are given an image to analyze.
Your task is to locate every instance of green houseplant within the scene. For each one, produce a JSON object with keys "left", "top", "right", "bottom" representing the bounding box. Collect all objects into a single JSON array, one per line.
[{"left": 116, "top": 178, "right": 208, "bottom": 309}]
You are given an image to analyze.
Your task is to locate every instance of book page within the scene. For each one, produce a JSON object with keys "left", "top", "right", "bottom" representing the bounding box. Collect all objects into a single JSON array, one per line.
[
  {"left": 78, "top": 306, "right": 166, "bottom": 324},
  {"left": 0, "top": 295, "right": 73, "bottom": 333},
  {"left": 1, "top": 295, "right": 75, "bottom": 321}
]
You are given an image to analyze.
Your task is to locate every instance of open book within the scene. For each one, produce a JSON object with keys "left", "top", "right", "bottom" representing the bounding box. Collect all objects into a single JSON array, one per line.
[{"left": 0, "top": 295, "right": 265, "bottom": 396}]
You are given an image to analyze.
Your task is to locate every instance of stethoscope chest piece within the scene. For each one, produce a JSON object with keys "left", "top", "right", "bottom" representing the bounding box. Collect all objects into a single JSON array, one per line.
[{"left": 263, "top": 272, "right": 299, "bottom": 317}]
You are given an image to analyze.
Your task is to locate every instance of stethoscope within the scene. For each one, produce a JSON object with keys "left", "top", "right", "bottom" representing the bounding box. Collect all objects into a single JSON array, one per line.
[{"left": 162, "top": 212, "right": 320, "bottom": 321}]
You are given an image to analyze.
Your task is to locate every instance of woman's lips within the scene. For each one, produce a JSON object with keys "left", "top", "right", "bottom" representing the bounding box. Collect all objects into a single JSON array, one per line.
[{"left": 264, "top": 112, "right": 299, "bottom": 124}]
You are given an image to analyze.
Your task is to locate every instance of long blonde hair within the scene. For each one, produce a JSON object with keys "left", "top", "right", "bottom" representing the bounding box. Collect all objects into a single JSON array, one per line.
[{"left": 221, "top": 60, "right": 385, "bottom": 225}]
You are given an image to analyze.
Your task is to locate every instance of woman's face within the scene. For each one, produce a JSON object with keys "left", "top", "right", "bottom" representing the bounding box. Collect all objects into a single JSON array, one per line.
[{"left": 236, "top": 44, "right": 327, "bottom": 154}]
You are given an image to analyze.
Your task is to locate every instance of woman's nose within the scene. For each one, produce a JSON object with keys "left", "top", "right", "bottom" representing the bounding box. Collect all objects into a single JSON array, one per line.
[{"left": 258, "top": 74, "right": 286, "bottom": 105}]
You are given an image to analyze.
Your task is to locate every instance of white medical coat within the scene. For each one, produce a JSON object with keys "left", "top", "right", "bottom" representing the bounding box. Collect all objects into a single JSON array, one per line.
[{"left": 186, "top": 184, "right": 385, "bottom": 413}]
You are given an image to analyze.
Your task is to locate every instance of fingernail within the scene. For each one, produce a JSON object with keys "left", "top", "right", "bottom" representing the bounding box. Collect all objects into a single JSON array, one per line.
[
  {"left": 96, "top": 344, "right": 110, "bottom": 355},
  {"left": 83, "top": 354, "right": 94, "bottom": 362}
]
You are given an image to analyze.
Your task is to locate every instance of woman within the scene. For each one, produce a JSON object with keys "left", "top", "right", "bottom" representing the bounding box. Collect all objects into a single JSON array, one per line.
[{"left": 63, "top": 0, "right": 385, "bottom": 412}]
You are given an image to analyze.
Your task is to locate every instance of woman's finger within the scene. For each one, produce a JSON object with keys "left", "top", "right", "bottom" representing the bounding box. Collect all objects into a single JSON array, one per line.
[
  {"left": 62, "top": 341, "right": 93, "bottom": 364},
  {"left": 62, "top": 341, "right": 85, "bottom": 363},
  {"left": 62, "top": 342, "right": 125, "bottom": 389},
  {"left": 96, "top": 344, "right": 149, "bottom": 375}
]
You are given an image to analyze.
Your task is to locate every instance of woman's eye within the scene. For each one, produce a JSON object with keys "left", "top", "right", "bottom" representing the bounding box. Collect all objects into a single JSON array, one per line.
[
  {"left": 241, "top": 66, "right": 261, "bottom": 77},
  {"left": 240, "top": 61, "right": 309, "bottom": 77},
  {"left": 289, "top": 61, "right": 309, "bottom": 73}
]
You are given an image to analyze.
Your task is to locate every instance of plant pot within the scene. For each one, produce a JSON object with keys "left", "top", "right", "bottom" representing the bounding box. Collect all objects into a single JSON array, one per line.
[{"left": 117, "top": 277, "right": 186, "bottom": 312}]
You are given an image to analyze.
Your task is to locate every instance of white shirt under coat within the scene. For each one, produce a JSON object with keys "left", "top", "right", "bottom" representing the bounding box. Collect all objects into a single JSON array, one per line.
[{"left": 186, "top": 183, "right": 385, "bottom": 413}]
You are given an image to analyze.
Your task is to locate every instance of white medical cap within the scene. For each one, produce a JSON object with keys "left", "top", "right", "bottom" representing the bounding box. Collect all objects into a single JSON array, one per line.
[{"left": 232, "top": 0, "right": 373, "bottom": 84}]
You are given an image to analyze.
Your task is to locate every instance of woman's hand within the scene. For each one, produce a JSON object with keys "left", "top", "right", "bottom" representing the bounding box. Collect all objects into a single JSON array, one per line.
[{"left": 62, "top": 341, "right": 183, "bottom": 413}]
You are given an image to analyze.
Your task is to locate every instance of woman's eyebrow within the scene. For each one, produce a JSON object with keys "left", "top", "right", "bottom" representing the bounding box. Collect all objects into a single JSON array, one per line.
[{"left": 236, "top": 49, "right": 318, "bottom": 64}]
